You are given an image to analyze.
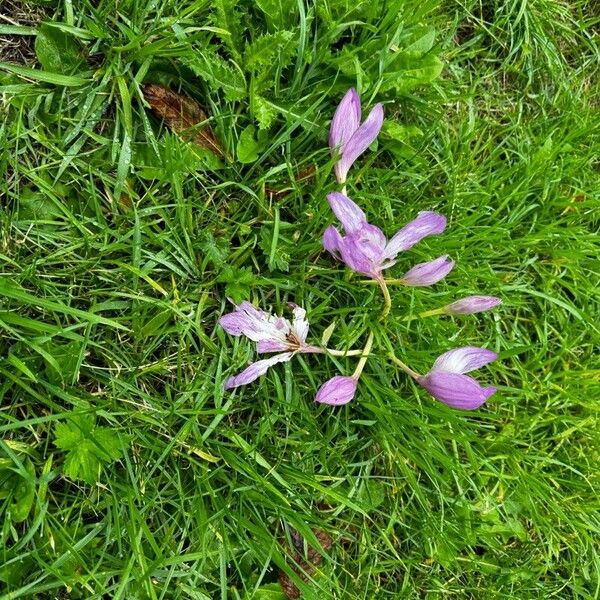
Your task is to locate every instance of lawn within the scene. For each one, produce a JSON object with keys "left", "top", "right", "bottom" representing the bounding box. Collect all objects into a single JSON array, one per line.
[{"left": 1, "top": 0, "right": 599, "bottom": 598}]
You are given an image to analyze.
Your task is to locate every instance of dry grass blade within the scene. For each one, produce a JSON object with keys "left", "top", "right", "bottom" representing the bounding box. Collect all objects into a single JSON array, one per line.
[{"left": 142, "top": 83, "right": 224, "bottom": 158}]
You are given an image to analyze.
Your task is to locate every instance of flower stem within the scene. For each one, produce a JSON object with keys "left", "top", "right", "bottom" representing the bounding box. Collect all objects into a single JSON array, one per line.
[
  {"left": 402, "top": 308, "right": 445, "bottom": 322},
  {"left": 352, "top": 331, "right": 374, "bottom": 379},
  {"left": 324, "top": 348, "right": 364, "bottom": 357},
  {"left": 388, "top": 352, "right": 420, "bottom": 380},
  {"left": 378, "top": 277, "right": 392, "bottom": 318},
  {"left": 362, "top": 278, "right": 406, "bottom": 286}
]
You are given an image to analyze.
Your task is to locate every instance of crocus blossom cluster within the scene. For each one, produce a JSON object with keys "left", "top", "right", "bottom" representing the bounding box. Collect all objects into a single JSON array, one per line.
[
  {"left": 323, "top": 192, "right": 451, "bottom": 284},
  {"left": 218, "top": 88, "right": 502, "bottom": 413}
]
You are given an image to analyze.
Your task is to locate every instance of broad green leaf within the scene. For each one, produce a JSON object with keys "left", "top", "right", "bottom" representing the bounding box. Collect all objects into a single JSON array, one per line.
[
  {"left": 237, "top": 124, "right": 260, "bottom": 163},
  {"left": 41, "top": 340, "right": 82, "bottom": 384},
  {"left": 35, "top": 22, "right": 86, "bottom": 74},
  {"left": 9, "top": 457, "right": 36, "bottom": 522},
  {"left": 0, "top": 62, "right": 89, "bottom": 86},
  {"left": 404, "top": 26, "right": 436, "bottom": 53},
  {"left": 381, "top": 52, "right": 443, "bottom": 93},
  {"left": 0, "top": 25, "right": 36, "bottom": 35}
]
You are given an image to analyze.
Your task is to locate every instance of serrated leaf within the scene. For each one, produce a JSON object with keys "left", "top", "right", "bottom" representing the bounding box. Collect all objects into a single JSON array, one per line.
[
  {"left": 198, "top": 230, "right": 229, "bottom": 267},
  {"left": 254, "top": 0, "right": 292, "bottom": 30},
  {"left": 54, "top": 410, "right": 126, "bottom": 484},
  {"left": 63, "top": 441, "right": 99, "bottom": 484},
  {"left": 254, "top": 95, "right": 277, "bottom": 130},
  {"left": 237, "top": 124, "right": 259, "bottom": 163},
  {"left": 93, "top": 428, "right": 125, "bottom": 461},
  {"left": 217, "top": 266, "right": 256, "bottom": 303},
  {"left": 259, "top": 226, "right": 290, "bottom": 272},
  {"left": 210, "top": 0, "right": 245, "bottom": 60},
  {"left": 54, "top": 421, "right": 84, "bottom": 450},
  {"left": 381, "top": 121, "right": 423, "bottom": 142},
  {"left": 184, "top": 52, "right": 246, "bottom": 101},
  {"left": 35, "top": 22, "right": 85, "bottom": 74},
  {"left": 244, "top": 31, "right": 295, "bottom": 71}
]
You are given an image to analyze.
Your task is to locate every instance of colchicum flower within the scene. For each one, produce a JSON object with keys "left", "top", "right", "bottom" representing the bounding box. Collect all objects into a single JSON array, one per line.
[
  {"left": 219, "top": 302, "right": 320, "bottom": 389},
  {"left": 443, "top": 295, "right": 502, "bottom": 315},
  {"left": 329, "top": 88, "right": 384, "bottom": 184},
  {"left": 323, "top": 192, "right": 451, "bottom": 283},
  {"left": 315, "top": 375, "right": 358, "bottom": 406},
  {"left": 417, "top": 346, "right": 498, "bottom": 410}
]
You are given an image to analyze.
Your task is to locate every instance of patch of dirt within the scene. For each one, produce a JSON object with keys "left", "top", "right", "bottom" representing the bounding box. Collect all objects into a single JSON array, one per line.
[{"left": 0, "top": 0, "right": 49, "bottom": 65}]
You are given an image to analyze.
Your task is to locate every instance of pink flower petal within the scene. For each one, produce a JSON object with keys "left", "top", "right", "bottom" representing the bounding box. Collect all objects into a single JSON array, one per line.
[
  {"left": 418, "top": 371, "right": 496, "bottom": 410},
  {"left": 224, "top": 353, "right": 294, "bottom": 389},
  {"left": 323, "top": 225, "right": 343, "bottom": 257},
  {"left": 444, "top": 296, "right": 502, "bottom": 315},
  {"left": 329, "top": 88, "right": 361, "bottom": 152},
  {"left": 327, "top": 192, "right": 367, "bottom": 234},
  {"left": 315, "top": 375, "right": 357, "bottom": 405},
  {"left": 383, "top": 211, "right": 447, "bottom": 260},
  {"left": 400, "top": 255, "right": 454, "bottom": 286},
  {"left": 431, "top": 346, "right": 498, "bottom": 374},
  {"left": 335, "top": 103, "right": 383, "bottom": 183}
]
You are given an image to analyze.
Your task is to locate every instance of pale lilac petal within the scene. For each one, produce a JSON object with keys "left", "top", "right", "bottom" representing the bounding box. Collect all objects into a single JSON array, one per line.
[
  {"left": 418, "top": 371, "right": 496, "bottom": 410},
  {"left": 224, "top": 353, "right": 294, "bottom": 389},
  {"left": 291, "top": 305, "right": 309, "bottom": 343},
  {"left": 329, "top": 88, "right": 361, "bottom": 151},
  {"left": 337, "top": 236, "right": 375, "bottom": 277},
  {"left": 444, "top": 296, "right": 502, "bottom": 315},
  {"left": 431, "top": 346, "right": 498, "bottom": 374},
  {"left": 400, "top": 255, "right": 454, "bottom": 286},
  {"left": 219, "top": 302, "right": 289, "bottom": 343},
  {"left": 256, "top": 340, "right": 289, "bottom": 353},
  {"left": 323, "top": 226, "right": 343, "bottom": 257},
  {"left": 219, "top": 311, "right": 253, "bottom": 336},
  {"left": 335, "top": 103, "right": 383, "bottom": 183},
  {"left": 327, "top": 192, "right": 367, "bottom": 233},
  {"left": 383, "top": 212, "right": 447, "bottom": 260},
  {"left": 315, "top": 375, "right": 357, "bottom": 406},
  {"left": 338, "top": 226, "right": 386, "bottom": 277}
]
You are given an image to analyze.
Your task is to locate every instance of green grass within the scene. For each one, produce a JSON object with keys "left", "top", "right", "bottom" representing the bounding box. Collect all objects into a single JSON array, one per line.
[{"left": 1, "top": 0, "right": 599, "bottom": 598}]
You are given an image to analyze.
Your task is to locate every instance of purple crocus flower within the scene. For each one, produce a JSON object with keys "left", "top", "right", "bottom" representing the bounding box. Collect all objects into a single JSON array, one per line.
[
  {"left": 323, "top": 192, "right": 450, "bottom": 283},
  {"left": 417, "top": 346, "right": 498, "bottom": 410},
  {"left": 219, "top": 302, "right": 320, "bottom": 389},
  {"left": 329, "top": 88, "right": 384, "bottom": 184},
  {"left": 444, "top": 296, "right": 502, "bottom": 314},
  {"left": 315, "top": 375, "right": 357, "bottom": 406}
]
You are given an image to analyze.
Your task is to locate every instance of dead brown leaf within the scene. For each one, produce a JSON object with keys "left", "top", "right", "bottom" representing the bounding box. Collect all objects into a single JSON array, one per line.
[
  {"left": 142, "top": 83, "right": 224, "bottom": 158},
  {"left": 279, "top": 528, "right": 333, "bottom": 599}
]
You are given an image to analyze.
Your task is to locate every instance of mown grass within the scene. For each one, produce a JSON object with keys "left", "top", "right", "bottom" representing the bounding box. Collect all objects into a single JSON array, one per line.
[{"left": 1, "top": 0, "right": 599, "bottom": 598}]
